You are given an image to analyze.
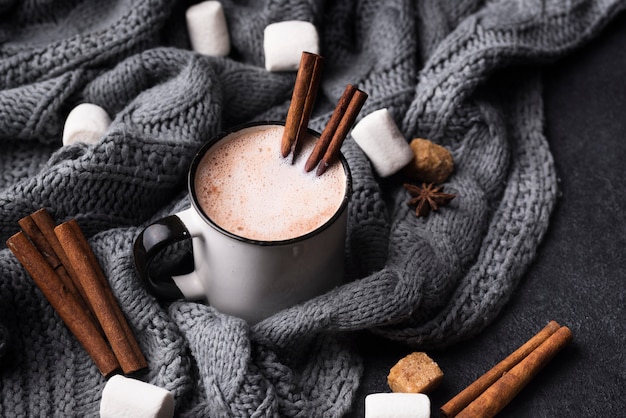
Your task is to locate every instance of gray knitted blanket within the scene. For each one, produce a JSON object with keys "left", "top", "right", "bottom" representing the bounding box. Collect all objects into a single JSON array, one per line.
[{"left": 1, "top": 0, "right": 624, "bottom": 416}]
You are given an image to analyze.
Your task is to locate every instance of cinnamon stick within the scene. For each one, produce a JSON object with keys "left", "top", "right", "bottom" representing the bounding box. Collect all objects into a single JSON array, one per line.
[
  {"left": 29, "top": 208, "right": 79, "bottom": 288},
  {"left": 19, "top": 213, "right": 82, "bottom": 302},
  {"left": 19, "top": 210, "right": 101, "bottom": 333},
  {"left": 305, "top": 84, "right": 356, "bottom": 172},
  {"left": 440, "top": 320, "right": 561, "bottom": 417},
  {"left": 54, "top": 221, "right": 147, "bottom": 375},
  {"left": 65, "top": 219, "right": 147, "bottom": 372},
  {"left": 455, "top": 325, "right": 573, "bottom": 417},
  {"left": 6, "top": 232, "right": 120, "bottom": 377},
  {"left": 292, "top": 54, "right": 323, "bottom": 162},
  {"left": 307, "top": 84, "right": 368, "bottom": 175},
  {"left": 281, "top": 51, "right": 324, "bottom": 158}
]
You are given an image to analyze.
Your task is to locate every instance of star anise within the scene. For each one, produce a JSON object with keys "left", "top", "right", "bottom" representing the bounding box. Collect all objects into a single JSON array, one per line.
[{"left": 404, "top": 182, "right": 456, "bottom": 217}]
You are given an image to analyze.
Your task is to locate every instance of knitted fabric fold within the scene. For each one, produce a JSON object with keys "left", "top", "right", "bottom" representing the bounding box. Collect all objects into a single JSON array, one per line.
[{"left": 1, "top": 0, "right": 624, "bottom": 416}]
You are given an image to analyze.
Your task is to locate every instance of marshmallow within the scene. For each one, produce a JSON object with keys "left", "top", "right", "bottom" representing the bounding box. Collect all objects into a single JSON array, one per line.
[
  {"left": 351, "top": 108, "right": 414, "bottom": 177},
  {"left": 100, "top": 375, "right": 175, "bottom": 418},
  {"left": 263, "top": 21, "right": 319, "bottom": 71},
  {"left": 62, "top": 103, "right": 111, "bottom": 146},
  {"left": 365, "top": 393, "right": 431, "bottom": 418},
  {"left": 186, "top": 1, "right": 230, "bottom": 56}
]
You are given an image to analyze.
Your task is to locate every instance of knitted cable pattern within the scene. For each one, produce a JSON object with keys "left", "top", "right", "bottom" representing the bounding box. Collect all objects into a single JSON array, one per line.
[{"left": 1, "top": 0, "right": 625, "bottom": 416}]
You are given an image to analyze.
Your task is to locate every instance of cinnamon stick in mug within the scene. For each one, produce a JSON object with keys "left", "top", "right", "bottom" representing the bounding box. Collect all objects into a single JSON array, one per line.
[
  {"left": 305, "top": 84, "right": 368, "bottom": 175},
  {"left": 316, "top": 86, "right": 367, "bottom": 175},
  {"left": 281, "top": 51, "right": 324, "bottom": 158},
  {"left": 305, "top": 84, "right": 356, "bottom": 173}
]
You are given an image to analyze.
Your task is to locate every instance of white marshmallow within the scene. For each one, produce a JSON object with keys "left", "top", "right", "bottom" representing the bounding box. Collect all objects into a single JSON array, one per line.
[
  {"left": 62, "top": 103, "right": 111, "bottom": 146},
  {"left": 263, "top": 21, "right": 319, "bottom": 71},
  {"left": 186, "top": 1, "right": 231, "bottom": 57},
  {"left": 365, "top": 393, "right": 431, "bottom": 418},
  {"left": 100, "top": 375, "right": 175, "bottom": 418},
  {"left": 351, "top": 108, "right": 414, "bottom": 177}
]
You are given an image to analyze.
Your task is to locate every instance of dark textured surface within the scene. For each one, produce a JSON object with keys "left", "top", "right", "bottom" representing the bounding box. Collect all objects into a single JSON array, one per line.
[{"left": 351, "top": 9, "right": 626, "bottom": 418}]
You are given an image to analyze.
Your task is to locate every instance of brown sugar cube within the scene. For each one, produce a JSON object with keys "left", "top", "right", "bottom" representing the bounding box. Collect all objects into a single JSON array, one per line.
[
  {"left": 403, "top": 138, "right": 454, "bottom": 184},
  {"left": 388, "top": 352, "right": 444, "bottom": 394}
]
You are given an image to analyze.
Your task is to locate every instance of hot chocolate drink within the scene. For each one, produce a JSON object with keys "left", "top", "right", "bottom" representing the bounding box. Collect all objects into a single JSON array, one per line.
[{"left": 194, "top": 124, "right": 347, "bottom": 241}]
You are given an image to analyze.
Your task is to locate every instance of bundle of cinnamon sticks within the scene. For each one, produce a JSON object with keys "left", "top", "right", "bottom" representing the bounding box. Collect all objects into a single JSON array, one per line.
[
  {"left": 6, "top": 208, "right": 147, "bottom": 378},
  {"left": 440, "top": 320, "right": 573, "bottom": 417},
  {"left": 282, "top": 51, "right": 368, "bottom": 175}
]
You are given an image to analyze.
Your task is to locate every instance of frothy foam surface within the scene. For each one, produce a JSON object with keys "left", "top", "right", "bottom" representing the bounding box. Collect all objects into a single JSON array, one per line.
[{"left": 195, "top": 125, "right": 347, "bottom": 241}]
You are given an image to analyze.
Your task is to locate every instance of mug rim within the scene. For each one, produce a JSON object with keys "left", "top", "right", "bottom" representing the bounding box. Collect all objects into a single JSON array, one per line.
[{"left": 188, "top": 120, "right": 352, "bottom": 246}]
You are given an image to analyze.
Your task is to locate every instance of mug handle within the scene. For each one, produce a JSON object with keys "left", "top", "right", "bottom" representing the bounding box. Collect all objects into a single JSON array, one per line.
[{"left": 133, "top": 208, "right": 205, "bottom": 300}]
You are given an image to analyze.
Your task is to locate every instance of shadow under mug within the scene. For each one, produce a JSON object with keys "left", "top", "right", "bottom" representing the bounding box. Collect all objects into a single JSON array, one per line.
[{"left": 133, "top": 122, "right": 352, "bottom": 323}]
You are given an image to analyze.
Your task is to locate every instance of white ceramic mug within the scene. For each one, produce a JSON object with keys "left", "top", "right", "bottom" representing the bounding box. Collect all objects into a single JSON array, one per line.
[{"left": 134, "top": 122, "right": 351, "bottom": 323}]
